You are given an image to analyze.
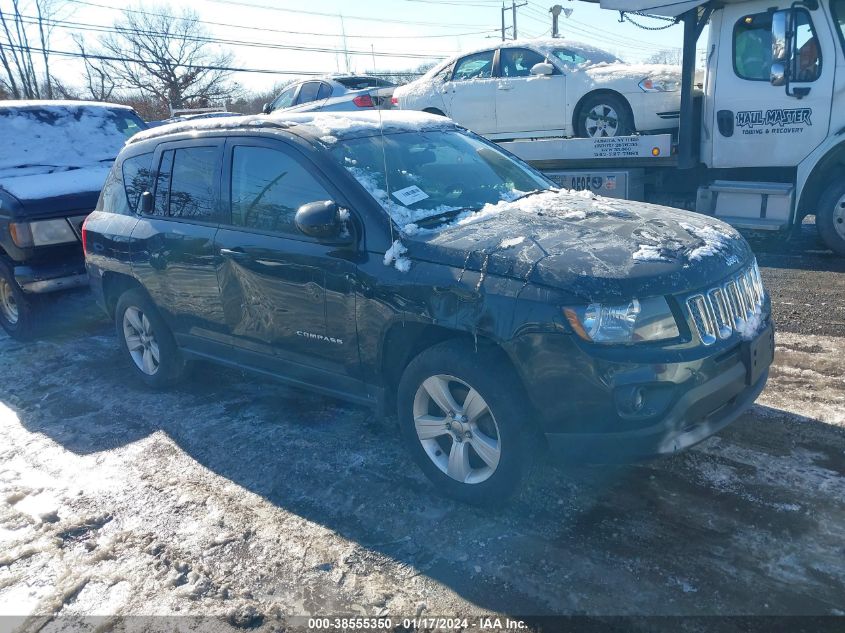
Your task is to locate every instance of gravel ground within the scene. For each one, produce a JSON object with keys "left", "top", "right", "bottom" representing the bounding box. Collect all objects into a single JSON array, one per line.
[{"left": 1, "top": 233, "right": 844, "bottom": 631}]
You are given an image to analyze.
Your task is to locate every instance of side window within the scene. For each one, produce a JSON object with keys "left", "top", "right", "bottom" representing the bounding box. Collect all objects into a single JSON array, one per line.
[
  {"left": 168, "top": 146, "right": 219, "bottom": 219},
  {"left": 122, "top": 152, "right": 152, "bottom": 213},
  {"left": 230, "top": 145, "right": 332, "bottom": 235},
  {"left": 317, "top": 82, "right": 333, "bottom": 100},
  {"left": 97, "top": 162, "right": 128, "bottom": 214},
  {"left": 499, "top": 48, "right": 547, "bottom": 78},
  {"left": 432, "top": 63, "right": 453, "bottom": 83},
  {"left": 452, "top": 51, "right": 495, "bottom": 81},
  {"left": 296, "top": 81, "right": 321, "bottom": 104},
  {"left": 734, "top": 12, "right": 773, "bottom": 80},
  {"left": 793, "top": 11, "right": 821, "bottom": 82},
  {"left": 553, "top": 49, "right": 588, "bottom": 66},
  {"left": 271, "top": 85, "right": 297, "bottom": 111},
  {"left": 153, "top": 150, "right": 173, "bottom": 216}
]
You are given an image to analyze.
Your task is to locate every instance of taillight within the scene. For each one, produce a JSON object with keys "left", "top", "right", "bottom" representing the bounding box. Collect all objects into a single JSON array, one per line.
[
  {"left": 352, "top": 94, "right": 374, "bottom": 108},
  {"left": 81, "top": 215, "right": 90, "bottom": 255},
  {"left": 391, "top": 96, "right": 398, "bottom": 106}
]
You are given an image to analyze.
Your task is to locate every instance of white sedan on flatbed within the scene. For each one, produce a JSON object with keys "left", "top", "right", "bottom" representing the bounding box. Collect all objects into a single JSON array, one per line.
[{"left": 393, "top": 38, "right": 682, "bottom": 140}]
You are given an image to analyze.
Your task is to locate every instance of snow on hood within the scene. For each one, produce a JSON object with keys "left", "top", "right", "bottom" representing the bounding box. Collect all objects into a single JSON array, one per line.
[
  {"left": 0, "top": 166, "right": 113, "bottom": 203},
  {"left": 0, "top": 103, "right": 134, "bottom": 174},
  {"left": 583, "top": 62, "right": 681, "bottom": 85},
  {"left": 410, "top": 190, "right": 753, "bottom": 302}
]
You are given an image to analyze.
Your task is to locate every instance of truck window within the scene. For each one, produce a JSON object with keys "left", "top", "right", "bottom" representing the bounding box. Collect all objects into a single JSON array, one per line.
[{"left": 733, "top": 10, "right": 820, "bottom": 82}]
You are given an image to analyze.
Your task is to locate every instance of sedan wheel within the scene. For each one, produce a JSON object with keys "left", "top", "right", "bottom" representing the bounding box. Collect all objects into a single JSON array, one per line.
[
  {"left": 585, "top": 104, "right": 620, "bottom": 138},
  {"left": 413, "top": 374, "right": 501, "bottom": 484},
  {"left": 123, "top": 306, "right": 160, "bottom": 376}
]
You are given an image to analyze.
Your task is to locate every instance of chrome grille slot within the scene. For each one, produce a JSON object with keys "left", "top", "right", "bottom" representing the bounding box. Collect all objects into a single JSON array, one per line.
[{"left": 686, "top": 262, "right": 766, "bottom": 345}]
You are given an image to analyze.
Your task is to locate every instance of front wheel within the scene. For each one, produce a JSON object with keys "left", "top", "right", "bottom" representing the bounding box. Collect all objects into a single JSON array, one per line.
[
  {"left": 115, "top": 288, "right": 187, "bottom": 388},
  {"left": 575, "top": 93, "right": 634, "bottom": 138},
  {"left": 816, "top": 179, "right": 845, "bottom": 256},
  {"left": 0, "top": 260, "right": 39, "bottom": 340},
  {"left": 397, "top": 340, "right": 533, "bottom": 504}
]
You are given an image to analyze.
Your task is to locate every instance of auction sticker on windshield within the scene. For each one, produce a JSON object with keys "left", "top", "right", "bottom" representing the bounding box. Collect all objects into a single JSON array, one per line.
[{"left": 392, "top": 185, "right": 429, "bottom": 206}]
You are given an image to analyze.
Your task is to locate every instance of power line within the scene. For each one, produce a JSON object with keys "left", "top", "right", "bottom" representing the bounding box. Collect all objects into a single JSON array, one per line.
[
  {"left": 15, "top": 14, "right": 456, "bottom": 60},
  {"left": 0, "top": 43, "right": 427, "bottom": 77},
  {"left": 65, "top": 0, "right": 498, "bottom": 40}
]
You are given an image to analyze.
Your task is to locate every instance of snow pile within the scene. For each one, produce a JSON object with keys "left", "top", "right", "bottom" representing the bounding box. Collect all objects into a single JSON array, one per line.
[
  {"left": 383, "top": 240, "right": 411, "bottom": 272},
  {"left": 736, "top": 303, "right": 765, "bottom": 341},
  {"left": 680, "top": 221, "right": 737, "bottom": 261},
  {"left": 499, "top": 236, "right": 525, "bottom": 249},
  {"left": 584, "top": 63, "right": 681, "bottom": 85},
  {"left": 632, "top": 243, "right": 672, "bottom": 263}
]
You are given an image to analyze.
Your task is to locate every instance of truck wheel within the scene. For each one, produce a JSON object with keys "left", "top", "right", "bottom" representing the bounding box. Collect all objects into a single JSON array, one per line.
[
  {"left": 816, "top": 180, "right": 845, "bottom": 256},
  {"left": 115, "top": 288, "right": 187, "bottom": 388},
  {"left": 575, "top": 93, "right": 634, "bottom": 138},
  {"left": 0, "top": 260, "right": 39, "bottom": 340},
  {"left": 397, "top": 340, "right": 532, "bottom": 504}
]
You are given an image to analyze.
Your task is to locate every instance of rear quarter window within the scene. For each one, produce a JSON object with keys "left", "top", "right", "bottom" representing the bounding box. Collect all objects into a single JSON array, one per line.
[{"left": 122, "top": 153, "right": 153, "bottom": 213}]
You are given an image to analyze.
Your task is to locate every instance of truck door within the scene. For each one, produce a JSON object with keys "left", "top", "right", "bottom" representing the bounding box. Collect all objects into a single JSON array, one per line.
[{"left": 710, "top": 1, "right": 834, "bottom": 168}]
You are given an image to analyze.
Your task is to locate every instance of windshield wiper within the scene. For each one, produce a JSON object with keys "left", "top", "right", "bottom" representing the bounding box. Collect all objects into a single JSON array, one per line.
[
  {"left": 413, "top": 207, "right": 475, "bottom": 229},
  {"left": 511, "top": 189, "right": 547, "bottom": 202}
]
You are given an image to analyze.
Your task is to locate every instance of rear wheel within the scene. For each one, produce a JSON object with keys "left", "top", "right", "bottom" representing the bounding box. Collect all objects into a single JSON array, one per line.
[
  {"left": 575, "top": 93, "right": 634, "bottom": 138},
  {"left": 397, "top": 340, "right": 533, "bottom": 504},
  {"left": 115, "top": 288, "right": 187, "bottom": 388},
  {"left": 816, "top": 179, "right": 845, "bottom": 256},
  {"left": 0, "top": 260, "right": 39, "bottom": 340}
]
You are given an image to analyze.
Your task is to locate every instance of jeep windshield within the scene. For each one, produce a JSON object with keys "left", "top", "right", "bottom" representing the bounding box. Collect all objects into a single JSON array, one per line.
[{"left": 329, "top": 130, "right": 553, "bottom": 230}]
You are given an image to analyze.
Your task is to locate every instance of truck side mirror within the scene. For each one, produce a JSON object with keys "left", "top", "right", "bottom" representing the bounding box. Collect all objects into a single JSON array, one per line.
[{"left": 771, "top": 10, "right": 790, "bottom": 87}]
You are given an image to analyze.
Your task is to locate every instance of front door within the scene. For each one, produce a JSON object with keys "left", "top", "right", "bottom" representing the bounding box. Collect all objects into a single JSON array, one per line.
[
  {"left": 130, "top": 140, "right": 228, "bottom": 342},
  {"left": 495, "top": 47, "right": 567, "bottom": 135},
  {"left": 213, "top": 138, "right": 360, "bottom": 385},
  {"left": 443, "top": 50, "right": 498, "bottom": 135},
  {"left": 710, "top": 1, "right": 834, "bottom": 168}
]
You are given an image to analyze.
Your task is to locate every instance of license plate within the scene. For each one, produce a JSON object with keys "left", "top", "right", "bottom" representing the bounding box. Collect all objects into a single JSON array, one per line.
[{"left": 742, "top": 323, "right": 774, "bottom": 385}]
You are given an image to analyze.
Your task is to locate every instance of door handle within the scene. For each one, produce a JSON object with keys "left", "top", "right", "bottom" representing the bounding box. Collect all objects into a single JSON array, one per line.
[{"left": 219, "top": 247, "right": 250, "bottom": 261}]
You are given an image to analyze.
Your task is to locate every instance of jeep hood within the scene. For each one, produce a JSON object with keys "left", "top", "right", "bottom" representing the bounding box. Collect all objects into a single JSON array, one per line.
[{"left": 408, "top": 190, "right": 753, "bottom": 302}]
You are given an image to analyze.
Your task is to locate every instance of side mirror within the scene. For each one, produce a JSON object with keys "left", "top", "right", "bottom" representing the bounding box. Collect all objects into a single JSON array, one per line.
[
  {"left": 294, "top": 200, "right": 350, "bottom": 242},
  {"left": 140, "top": 191, "right": 153, "bottom": 214},
  {"left": 262, "top": 102, "right": 272, "bottom": 114},
  {"left": 771, "top": 10, "right": 790, "bottom": 86},
  {"left": 530, "top": 62, "right": 554, "bottom": 76}
]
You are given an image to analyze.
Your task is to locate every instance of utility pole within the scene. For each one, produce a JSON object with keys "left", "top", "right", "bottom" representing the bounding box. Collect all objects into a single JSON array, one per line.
[
  {"left": 549, "top": 5, "right": 573, "bottom": 38},
  {"left": 501, "top": 1, "right": 527, "bottom": 40},
  {"left": 339, "top": 14, "right": 351, "bottom": 73}
]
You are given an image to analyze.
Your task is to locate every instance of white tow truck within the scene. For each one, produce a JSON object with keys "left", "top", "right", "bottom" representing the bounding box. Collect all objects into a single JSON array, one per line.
[{"left": 497, "top": 0, "right": 845, "bottom": 255}]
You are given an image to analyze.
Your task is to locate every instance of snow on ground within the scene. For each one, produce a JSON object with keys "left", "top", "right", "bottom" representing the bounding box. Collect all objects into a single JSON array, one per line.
[{"left": 0, "top": 287, "right": 843, "bottom": 627}]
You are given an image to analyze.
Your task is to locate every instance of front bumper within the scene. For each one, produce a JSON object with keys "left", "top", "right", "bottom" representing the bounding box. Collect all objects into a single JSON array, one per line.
[
  {"left": 508, "top": 321, "right": 774, "bottom": 463},
  {"left": 14, "top": 259, "right": 88, "bottom": 294}
]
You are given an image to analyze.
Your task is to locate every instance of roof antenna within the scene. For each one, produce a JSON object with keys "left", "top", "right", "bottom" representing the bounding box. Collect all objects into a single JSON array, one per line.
[{"left": 372, "top": 43, "right": 396, "bottom": 245}]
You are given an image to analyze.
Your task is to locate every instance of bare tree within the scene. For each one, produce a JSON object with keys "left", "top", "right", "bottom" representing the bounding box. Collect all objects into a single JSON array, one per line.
[
  {"left": 97, "top": 6, "right": 238, "bottom": 112},
  {"left": 73, "top": 34, "right": 116, "bottom": 101},
  {"left": 0, "top": 0, "right": 57, "bottom": 99},
  {"left": 647, "top": 49, "right": 682, "bottom": 66}
]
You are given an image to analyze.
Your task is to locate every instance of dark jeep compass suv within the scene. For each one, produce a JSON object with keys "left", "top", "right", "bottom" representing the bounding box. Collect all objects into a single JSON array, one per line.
[{"left": 82, "top": 111, "right": 774, "bottom": 502}]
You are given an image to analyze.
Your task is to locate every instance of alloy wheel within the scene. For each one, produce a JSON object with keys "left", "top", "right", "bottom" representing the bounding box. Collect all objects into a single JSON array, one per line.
[
  {"left": 123, "top": 306, "right": 160, "bottom": 375},
  {"left": 0, "top": 277, "right": 18, "bottom": 325},
  {"left": 585, "top": 104, "right": 620, "bottom": 138},
  {"left": 412, "top": 374, "right": 501, "bottom": 484}
]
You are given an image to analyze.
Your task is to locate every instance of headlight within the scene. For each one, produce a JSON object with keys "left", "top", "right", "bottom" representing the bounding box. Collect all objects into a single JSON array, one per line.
[
  {"left": 639, "top": 77, "right": 680, "bottom": 92},
  {"left": 564, "top": 296, "right": 680, "bottom": 344},
  {"left": 9, "top": 219, "right": 78, "bottom": 248}
]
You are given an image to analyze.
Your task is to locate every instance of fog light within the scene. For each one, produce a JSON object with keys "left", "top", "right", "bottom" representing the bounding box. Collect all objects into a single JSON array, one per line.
[{"left": 617, "top": 386, "right": 645, "bottom": 416}]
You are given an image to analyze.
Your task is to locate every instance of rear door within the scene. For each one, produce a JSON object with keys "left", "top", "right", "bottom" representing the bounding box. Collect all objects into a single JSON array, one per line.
[
  {"left": 130, "top": 139, "right": 228, "bottom": 343},
  {"left": 494, "top": 47, "right": 567, "bottom": 135},
  {"left": 213, "top": 137, "right": 360, "bottom": 387},
  {"left": 442, "top": 50, "right": 498, "bottom": 134}
]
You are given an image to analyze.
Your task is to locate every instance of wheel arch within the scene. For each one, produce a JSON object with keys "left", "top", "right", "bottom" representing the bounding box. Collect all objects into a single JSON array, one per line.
[
  {"left": 797, "top": 141, "right": 845, "bottom": 223},
  {"left": 422, "top": 107, "right": 446, "bottom": 117},
  {"left": 572, "top": 88, "right": 634, "bottom": 134},
  {"left": 101, "top": 271, "right": 144, "bottom": 319}
]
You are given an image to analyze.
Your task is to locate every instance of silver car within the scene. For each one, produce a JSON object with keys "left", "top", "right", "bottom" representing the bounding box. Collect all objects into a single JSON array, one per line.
[{"left": 263, "top": 75, "right": 395, "bottom": 114}]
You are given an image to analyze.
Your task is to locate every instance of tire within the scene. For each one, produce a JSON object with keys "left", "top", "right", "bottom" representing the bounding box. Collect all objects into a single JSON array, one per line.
[
  {"left": 397, "top": 339, "right": 533, "bottom": 504},
  {"left": 815, "top": 179, "right": 845, "bottom": 256},
  {"left": 115, "top": 288, "right": 187, "bottom": 388},
  {"left": 575, "top": 93, "right": 634, "bottom": 138},
  {"left": 0, "top": 259, "right": 40, "bottom": 340}
]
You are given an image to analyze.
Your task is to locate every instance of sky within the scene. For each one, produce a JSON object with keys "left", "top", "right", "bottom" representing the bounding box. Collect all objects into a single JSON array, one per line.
[{"left": 10, "top": 0, "right": 698, "bottom": 94}]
